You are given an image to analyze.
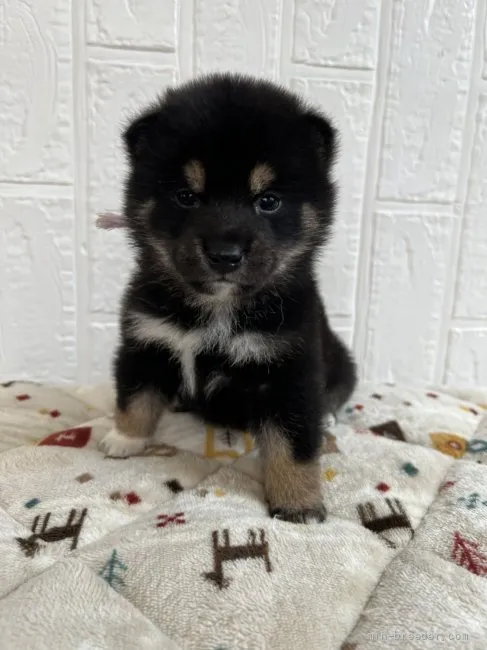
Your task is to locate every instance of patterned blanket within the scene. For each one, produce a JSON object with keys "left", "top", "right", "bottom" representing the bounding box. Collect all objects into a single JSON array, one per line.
[{"left": 0, "top": 381, "right": 486, "bottom": 649}]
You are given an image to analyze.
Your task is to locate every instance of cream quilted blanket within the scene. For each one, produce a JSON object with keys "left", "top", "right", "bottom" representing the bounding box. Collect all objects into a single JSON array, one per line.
[{"left": 0, "top": 381, "right": 487, "bottom": 650}]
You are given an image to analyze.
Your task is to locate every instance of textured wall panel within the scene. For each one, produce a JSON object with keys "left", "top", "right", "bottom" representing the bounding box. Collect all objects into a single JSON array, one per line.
[
  {"left": 454, "top": 95, "right": 487, "bottom": 319},
  {"left": 292, "top": 78, "right": 373, "bottom": 318},
  {"left": 88, "top": 321, "right": 119, "bottom": 382},
  {"left": 89, "top": 230, "right": 134, "bottom": 316},
  {"left": 445, "top": 329, "right": 487, "bottom": 386},
  {"left": 195, "top": 0, "right": 281, "bottom": 76},
  {"left": 87, "top": 0, "right": 177, "bottom": 50},
  {"left": 87, "top": 62, "right": 176, "bottom": 314},
  {"left": 293, "top": 0, "right": 379, "bottom": 69},
  {"left": 363, "top": 213, "right": 454, "bottom": 384},
  {"left": 0, "top": 0, "right": 73, "bottom": 182},
  {"left": 332, "top": 328, "right": 353, "bottom": 348},
  {"left": 1, "top": 0, "right": 487, "bottom": 386},
  {"left": 484, "top": 9, "right": 487, "bottom": 78},
  {"left": 378, "top": 0, "right": 476, "bottom": 201},
  {"left": 0, "top": 197, "right": 76, "bottom": 382}
]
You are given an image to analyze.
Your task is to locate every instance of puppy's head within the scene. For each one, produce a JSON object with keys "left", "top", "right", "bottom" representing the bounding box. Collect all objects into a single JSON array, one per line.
[{"left": 123, "top": 74, "right": 337, "bottom": 301}]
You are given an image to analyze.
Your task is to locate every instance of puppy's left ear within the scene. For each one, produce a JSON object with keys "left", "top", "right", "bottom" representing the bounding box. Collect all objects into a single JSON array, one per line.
[
  {"left": 305, "top": 111, "right": 338, "bottom": 171},
  {"left": 123, "top": 107, "right": 160, "bottom": 162}
]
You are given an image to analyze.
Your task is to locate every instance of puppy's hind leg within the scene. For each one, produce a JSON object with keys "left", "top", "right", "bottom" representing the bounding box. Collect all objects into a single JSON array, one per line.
[{"left": 99, "top": 390, "right": 164, "bottom": 457}]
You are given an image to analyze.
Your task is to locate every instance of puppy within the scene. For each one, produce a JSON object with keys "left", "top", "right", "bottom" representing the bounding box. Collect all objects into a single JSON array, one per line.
[{"left": 99, "top": 74, "right": 357, "bottom": 523}]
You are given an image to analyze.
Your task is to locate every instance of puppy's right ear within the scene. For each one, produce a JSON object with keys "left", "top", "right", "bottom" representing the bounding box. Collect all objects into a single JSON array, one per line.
[
  {"left": 123, "top": 108, "right": 160, "bottom": 162},
  {"left": 305, "top": 111, "right": 338, "bottom": 171}
]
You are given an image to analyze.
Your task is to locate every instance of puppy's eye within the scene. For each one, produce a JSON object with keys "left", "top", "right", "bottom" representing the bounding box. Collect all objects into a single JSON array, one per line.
[
  {"left": 255, "top": 193, "right": 281, "bottom": 214},
  {"left": 175, "top": 188, "right": 200, "bottom": 208}
]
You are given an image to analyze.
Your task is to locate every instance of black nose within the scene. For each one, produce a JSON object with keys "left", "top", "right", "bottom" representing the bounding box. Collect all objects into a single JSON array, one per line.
[{"left": 204, "top": 241, "right": 244, "bottom": 274}]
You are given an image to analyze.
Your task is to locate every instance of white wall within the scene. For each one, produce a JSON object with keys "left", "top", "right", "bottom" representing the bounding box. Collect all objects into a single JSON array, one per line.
[{"left": 1, "top": 0, "right": 487, "bottom": 387}]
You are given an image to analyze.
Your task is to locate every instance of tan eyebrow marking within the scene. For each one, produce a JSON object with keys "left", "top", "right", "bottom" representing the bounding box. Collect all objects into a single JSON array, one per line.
[
  {"left": 249, "top": 163, "right": 276, "bottom": 195},
  {"left": 183, "top": 160, "right": 205, "bottom": 193}
]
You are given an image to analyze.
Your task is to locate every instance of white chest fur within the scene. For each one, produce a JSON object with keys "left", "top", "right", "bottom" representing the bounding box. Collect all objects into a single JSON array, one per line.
[{"left": 129, "top": 311, "right": 276, "bottom": 397}]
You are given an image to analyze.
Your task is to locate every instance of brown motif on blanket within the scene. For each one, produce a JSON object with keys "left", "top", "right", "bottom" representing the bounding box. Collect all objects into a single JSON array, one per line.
[
  {"left": 16, "top": 508, "right": 88, "bottom": 557},
  {"left": 369, "top": 421, "right": 406, "bottom": 442},
  {"left": 204, "top": 528, "right": 272, "bottom": 589},
  {"left": 357, "top": 498, "right": 412, "bottom": 548}
]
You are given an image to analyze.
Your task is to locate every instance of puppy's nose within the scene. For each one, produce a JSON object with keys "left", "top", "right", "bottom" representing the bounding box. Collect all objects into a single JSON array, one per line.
[{"left": 204, "top": 240, "right": 244, "bottom": 274}]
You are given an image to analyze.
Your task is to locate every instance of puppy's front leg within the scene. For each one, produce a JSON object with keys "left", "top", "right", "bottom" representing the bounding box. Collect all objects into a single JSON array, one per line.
[
  {"left": 259, "top": 426, "right": 325, "bottom": 524},
  {"left": 99, "top": 389, "right": 164, "bottom": 458}
]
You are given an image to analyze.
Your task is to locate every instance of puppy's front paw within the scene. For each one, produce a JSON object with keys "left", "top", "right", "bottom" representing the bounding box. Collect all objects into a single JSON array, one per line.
[
  {"left": 270, "top": 504, "right": 327, "bottom": 524},
  {"left": 99, "top": 428, "right": 147, "bottom": 458}
]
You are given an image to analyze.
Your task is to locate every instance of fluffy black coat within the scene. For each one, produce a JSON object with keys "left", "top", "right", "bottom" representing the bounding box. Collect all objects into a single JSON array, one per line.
[{"left": 100, "top": 74, "right": 357, "bottom": 524}]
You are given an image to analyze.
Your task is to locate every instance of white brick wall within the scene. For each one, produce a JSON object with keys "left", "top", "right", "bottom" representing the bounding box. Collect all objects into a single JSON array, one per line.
[{"left": 1, "top": 0, "right": 487, "bottom": 387}]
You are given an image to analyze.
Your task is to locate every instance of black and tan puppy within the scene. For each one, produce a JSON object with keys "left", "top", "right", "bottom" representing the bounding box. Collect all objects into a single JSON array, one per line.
[{"left": 99, "top": 74, "right": 356, "bottom": 523}]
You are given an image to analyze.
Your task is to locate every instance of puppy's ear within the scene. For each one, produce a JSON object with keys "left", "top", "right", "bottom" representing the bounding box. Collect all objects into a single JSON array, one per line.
[
  {"left": 305, "top": 111, "right": 338, "bottom": 170},
  {"left": 123, "top": 108, "right": 160, "bottom": 162}
]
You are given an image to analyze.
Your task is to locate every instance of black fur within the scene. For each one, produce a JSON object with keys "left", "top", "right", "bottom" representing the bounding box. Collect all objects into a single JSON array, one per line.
[{"left": 110, "top": 74, "right": 357, "bottom": 522}]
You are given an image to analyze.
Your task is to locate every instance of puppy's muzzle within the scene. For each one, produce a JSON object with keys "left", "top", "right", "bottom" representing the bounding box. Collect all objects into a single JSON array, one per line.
[{"left": 203, "top": 239, "right": 245, "bottom": 275}]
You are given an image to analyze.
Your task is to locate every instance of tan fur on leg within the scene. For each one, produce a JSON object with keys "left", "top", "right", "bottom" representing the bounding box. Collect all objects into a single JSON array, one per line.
[
  {"left": 99, "top": 391, "right": 164, "bottom": 458},
  {"left": 259, "top": 429, "right": 325, "bottom": 523},
  {"left": 115, "top": 391, "right": 164, "bottom": 438}
]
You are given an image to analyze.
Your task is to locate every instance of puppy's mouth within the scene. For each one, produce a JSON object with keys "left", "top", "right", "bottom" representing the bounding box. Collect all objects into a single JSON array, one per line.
[{"left": 190, "top": 278, "right": 254, "bottom": 295}]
